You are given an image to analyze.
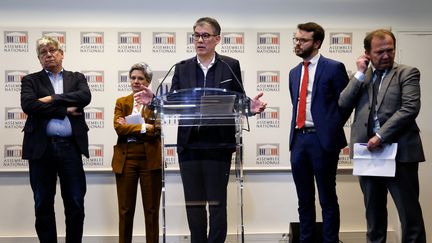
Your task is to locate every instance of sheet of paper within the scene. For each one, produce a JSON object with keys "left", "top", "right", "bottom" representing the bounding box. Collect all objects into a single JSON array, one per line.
[
  {"left": 125, "top": 113, "right": 144, "bottom": 125},
  {"left": 352, "top": 143, "right": 398, "bottom": 177}
]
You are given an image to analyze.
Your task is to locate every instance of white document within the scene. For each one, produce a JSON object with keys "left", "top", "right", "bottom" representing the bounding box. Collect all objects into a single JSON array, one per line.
[
  {"left": 125, "top": 113, "right": 144, "bottom": 125},
  {"left": 352, "top": 143, "right": 398, "bottom": 177}
]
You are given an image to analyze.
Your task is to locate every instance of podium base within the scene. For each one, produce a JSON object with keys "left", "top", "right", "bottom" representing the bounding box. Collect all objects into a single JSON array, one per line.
[{"left": 289, "top": 222, "right": 323, "bottom": 243}]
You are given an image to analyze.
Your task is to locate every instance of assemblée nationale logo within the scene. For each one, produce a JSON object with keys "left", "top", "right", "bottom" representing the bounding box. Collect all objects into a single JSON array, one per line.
[
  {"left": 4, "top": 107, "right": 26, "bottom": 129},
  {"left": 82, "top": 71, "right": 104, "bottom": 92},
  {"left": 117, "top": 70, "right": 131, "bottom": 92},
  {"left": 329, "top": 32, "right": 352, "bottom": 53},
  {"left": 186, "top": 32, "right": 195, "bottom": 53},
  {"left": 152, "top": 32, "right": 176, "bottom": 53},
  {"left": 338, "top": 147, "right": 351, "bottom": 168},
  {"left": 83, "top": 144, "right": 104, "bottom": 167},
  {"left": 257, "top": 32, "right": 280, "bottom": 53},
  {"left": 152, "top": 70, "right": 172, "bottom": 96},
  {"left": 118, "top": 32, "right": 141, "bottom": 53},
  {"left": 256, "top": 71, "right": 280, "bottom": 92},
  {"left": 4, "top": 31, "right": 28, "bottom": 52},
  {"left": 256, "top": 143, "right": 280, "bottom": 166},
  {"left": 80, "top": 32, "right": 104, "bottom": 53},
  {"left": 221, "top": 32, "right": 244, "bottom": 54},
  {"left": 3, "top": 145, "right": 27, "bottom": 168},
  {"left": 42, "top": 31, "right": 66, "bottom": 52},
  {"left": 84, "top": 107, "right": 104, "bottom": 128},
  {"left": 164, "top": 147, "right": 178, "bottom": 168},
  {"left": 4, "top": 70, "right": 28, "bottom": 92},
  {"left": 256, "top": 107, "right": 280, "bottom": 128}
]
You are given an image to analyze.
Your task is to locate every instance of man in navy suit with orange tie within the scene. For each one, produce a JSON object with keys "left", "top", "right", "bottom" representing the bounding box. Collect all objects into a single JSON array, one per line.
[{"left": 288, "top": 22, "right": 349, "bottom": 243}]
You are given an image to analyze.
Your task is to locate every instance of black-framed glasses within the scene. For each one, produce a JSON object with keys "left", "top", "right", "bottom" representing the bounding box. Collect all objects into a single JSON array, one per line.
[
  {"left": 192, "top": 33, "right": 218, "bottom": 41},
  {"left": 292, "top": 37, "right": 313, "bottom": 45},
  {"left": 39, "top": 48, "right": 59, "bottom": 57}
]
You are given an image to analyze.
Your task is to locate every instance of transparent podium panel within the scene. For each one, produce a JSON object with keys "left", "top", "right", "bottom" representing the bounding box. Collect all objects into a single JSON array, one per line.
[{"left": 154, "top": 88, "right": 248, "bottom": 243}]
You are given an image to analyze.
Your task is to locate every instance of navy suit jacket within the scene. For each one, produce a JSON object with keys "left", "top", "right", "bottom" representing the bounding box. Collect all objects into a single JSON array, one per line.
[
  {"left": 289, "top": 55, "right": 349, "bottom": 152},
  {"left": 20, "top": 69, "right": 91, "bottom": 160},
  {"left": 170, "top": 53, "right": 244, "bottom": 151}
]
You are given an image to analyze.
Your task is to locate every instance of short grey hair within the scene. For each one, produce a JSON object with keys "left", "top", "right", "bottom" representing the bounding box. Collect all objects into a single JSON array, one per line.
[
  {"left": 36, "top": 36, "right": 62, "bottom": 57},
  {"left": 129, "top": 62, "right": 153, "bottom": 82}
]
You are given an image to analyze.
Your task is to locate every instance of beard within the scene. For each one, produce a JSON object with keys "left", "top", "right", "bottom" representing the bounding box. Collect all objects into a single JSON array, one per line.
[{"left": 294, "top": 46, "right": 315, "bottom": 59}]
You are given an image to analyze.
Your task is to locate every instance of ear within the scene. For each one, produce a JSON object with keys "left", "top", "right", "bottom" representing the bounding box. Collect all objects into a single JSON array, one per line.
[
  {"left": 313, "top": 40, "right": 322, "bottom": 49},
  {"left": 364, "top": 50, "right": 372, "bottom": 60},
  {"left": 214, "top": 35, "right": 221, "bottom": 45}
]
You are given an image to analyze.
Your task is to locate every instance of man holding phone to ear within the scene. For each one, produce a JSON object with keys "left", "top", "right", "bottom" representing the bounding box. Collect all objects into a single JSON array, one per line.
[{"left": 339, "top": 29, "right": 426, "bottom": 243}]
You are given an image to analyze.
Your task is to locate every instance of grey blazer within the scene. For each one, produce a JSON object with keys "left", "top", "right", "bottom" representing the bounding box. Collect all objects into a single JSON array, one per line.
[{"left": 339, "top": 62, "right": 425, "bottom": 163}]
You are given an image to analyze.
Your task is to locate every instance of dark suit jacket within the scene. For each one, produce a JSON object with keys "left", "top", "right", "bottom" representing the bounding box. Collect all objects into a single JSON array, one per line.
[
  {"left": 170, "top": 53, "right": 244, "bottom": 152},
  {"left": 339, "top": 63, "right": 425, "bottom": 163},
  {"left": 289, "top": 55, "right": 349, "bottom": 152},
  {"left": 111, "top": 94, "right": 161, "bottom": 173},
  {"left": 20, "top": 69, "right": 91, "bottom": 160}
]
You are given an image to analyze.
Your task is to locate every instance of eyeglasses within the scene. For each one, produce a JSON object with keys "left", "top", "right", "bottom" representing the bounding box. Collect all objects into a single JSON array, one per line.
[
  {"left": 292, "top": 37, "right": 313, "bottom": 45},
  {"left": 39, "top": 48, "right": 59, "bottom": 57},
  {"left": 192, "top": 33, "right": 218, "bottom": 41}
]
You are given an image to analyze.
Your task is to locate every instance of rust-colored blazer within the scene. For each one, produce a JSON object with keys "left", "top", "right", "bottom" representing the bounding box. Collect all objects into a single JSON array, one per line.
[{"left": 111, "top": 93, "right": 161, "bottom": 173}]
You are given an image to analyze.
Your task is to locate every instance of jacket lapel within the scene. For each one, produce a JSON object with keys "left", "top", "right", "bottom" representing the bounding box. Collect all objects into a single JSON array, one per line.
[
  {"left": 39, "top": 70, "right": 55, "bottom": 94},
  {"left": 376, "top": 63, "right": 398, "bottom": 111},
  {"left": 214, "top": 53, "right": 223, "bottom": 87},
  {"left": 186, "top": 59, "right": 197, "bottom": 88},
  {"left": 125, "top": 94, "right": 134, "bottom": 116},
  {"left": 365, "top": 67, "right": 374, "bottom": 106},
  {"left": 312, "top": 56, "right": 326, "bottom": 100},
  {"left": 62, "top": 70, "right": 72, "bottom": 93},
  {"left": 292, "top": 63, "right": 302, "bottom": 105}
]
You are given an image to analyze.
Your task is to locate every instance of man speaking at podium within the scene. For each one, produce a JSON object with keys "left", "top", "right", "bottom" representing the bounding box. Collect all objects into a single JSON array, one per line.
[{"left": 135, "top": 16, "right": 266, "bottom": 243}]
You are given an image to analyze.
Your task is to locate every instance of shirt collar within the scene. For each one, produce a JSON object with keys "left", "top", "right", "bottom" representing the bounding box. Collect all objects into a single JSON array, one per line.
[
  {"left": 308, "top": 53, "right": 321, "bottom": 65},
  {"left": 44, "top": 68, "right": 64, "bottom": 77},
  {"left": 197, "top": 55, "right": 216, "bottom": 69},
  {"left": 371, "top": 66, "right": 388, "bottom": 77}
]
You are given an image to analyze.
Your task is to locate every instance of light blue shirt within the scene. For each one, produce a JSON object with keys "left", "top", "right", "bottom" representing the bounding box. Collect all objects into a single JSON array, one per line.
[{"left": 45, "top": 69, "right": 73, "bottom": 137}]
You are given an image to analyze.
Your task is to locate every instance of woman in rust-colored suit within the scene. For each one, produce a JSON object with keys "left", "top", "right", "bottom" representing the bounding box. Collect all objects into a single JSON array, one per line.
[{"left": 112, "top": 62, "right": 162, "bottom": 243}]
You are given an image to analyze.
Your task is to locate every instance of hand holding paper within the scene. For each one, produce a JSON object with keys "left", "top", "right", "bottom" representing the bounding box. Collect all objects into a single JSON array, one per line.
[
  {"left": 352, "top": 143, "right": 398, "bottom": 177},
  {"left": 125, "top": 113, "right": 144, "bottom": 125}
]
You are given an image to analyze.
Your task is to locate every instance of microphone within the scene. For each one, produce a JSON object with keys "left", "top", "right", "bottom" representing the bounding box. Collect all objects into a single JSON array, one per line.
[
  {"left": 217, "top": 56, "right": 246, "bottom": 95},
  {"left": 217, "top": 56, "right": 252, "bottom": 112},
  {"left": 217, "top": 56, "right": 252, "bottom": 131},
  {"left": 149, "top": 60, "right": 186, "bottom": 110},
  {"left": 155, "top": 60, "right": 186, "bottom": 98}
]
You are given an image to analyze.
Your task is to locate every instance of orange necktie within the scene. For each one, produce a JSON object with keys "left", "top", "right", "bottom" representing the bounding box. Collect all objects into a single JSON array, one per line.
[{"left": 296, "top": 61, "right": 310, "bottom": 129}]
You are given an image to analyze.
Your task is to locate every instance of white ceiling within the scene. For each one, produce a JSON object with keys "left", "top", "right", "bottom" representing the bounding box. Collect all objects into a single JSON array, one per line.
[{"left": 0, "top": 0, "right": 431, "bottom": 29}]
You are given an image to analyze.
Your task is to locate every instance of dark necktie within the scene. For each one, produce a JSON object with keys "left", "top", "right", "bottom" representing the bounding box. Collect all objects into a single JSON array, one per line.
[
  {"left": 368, "top": 70, "right": 383, "bottom": 137},
  {"left": 296, "top": 61, "right": 310, "bottom": 129}
]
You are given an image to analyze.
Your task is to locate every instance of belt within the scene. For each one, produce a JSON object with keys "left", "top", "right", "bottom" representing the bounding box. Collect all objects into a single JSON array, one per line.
[
  {"left": 295, "top": 127, "right": 316, "bottom": 134},
  {"left": 127, "top": 137, "right": 144, "bottom": 144},
  {"left": 48, "top": 136, "right": 73, "bottom": 143}
]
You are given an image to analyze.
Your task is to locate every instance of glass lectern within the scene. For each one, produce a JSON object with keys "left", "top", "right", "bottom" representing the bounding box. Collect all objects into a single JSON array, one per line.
[{"left": 153, "top": 88, "right": 250, "bottom": 243}]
